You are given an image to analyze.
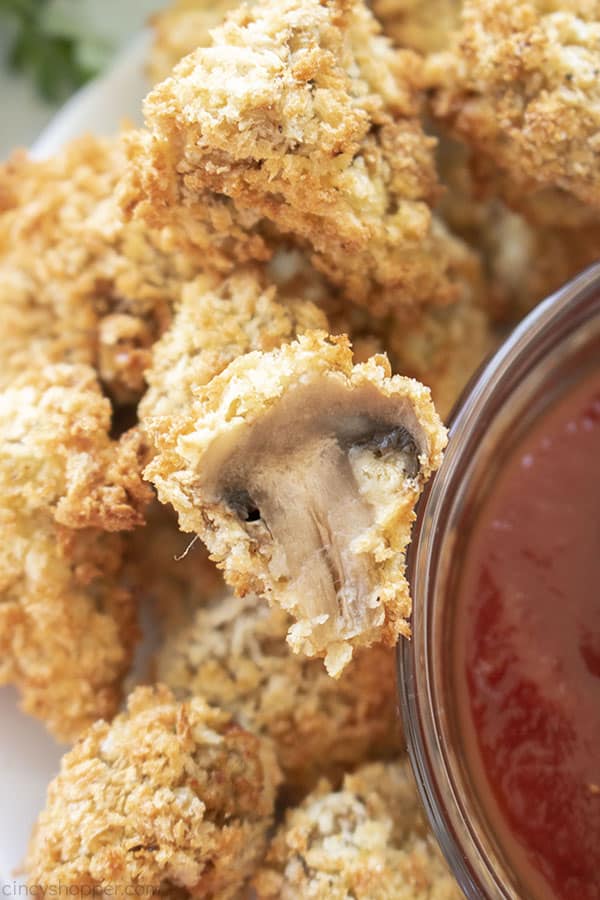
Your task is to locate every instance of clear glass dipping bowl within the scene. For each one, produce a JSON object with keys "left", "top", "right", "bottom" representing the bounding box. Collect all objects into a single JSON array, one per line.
[{"left": 398, "top": 263, "right": 600, "bottom": 899}]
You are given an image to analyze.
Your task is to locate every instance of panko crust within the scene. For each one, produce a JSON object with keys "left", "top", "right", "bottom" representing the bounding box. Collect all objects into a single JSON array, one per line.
[
  {"left": 427, "top": 0, "right": 600, "bottom": 225},
  {"left": 26, "top": 685, "right": 281, "bottom": 898},
  {"left": 372, "top": 0, "right": 461, "bottom": 53},
  {"left": 0, "top": 134, "right": 202, "bottom": 403},
  {"left": 253, "top": 760, "right": 461, "bottom": 899},
  {"left": 145, "top": 332, "right": 447, "bottom": 676},
  {"left": 0, "top": 521, "right": 136, "bottom": 742},
  {"left": 0, "top": 365, "right": 151, "bottom": 740},
  {"left": 157, "top": 592, "right": 401, "bottom": 796},
  {"left": 139, "top": 263, "right": 328, "bottom": 421},
  {"left": 129, "top": 0, "right": 479, "bottom": 314}
]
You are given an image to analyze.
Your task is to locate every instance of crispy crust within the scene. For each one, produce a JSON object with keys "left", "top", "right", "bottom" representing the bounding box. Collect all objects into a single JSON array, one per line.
[
  {"left": 26, "top": 685, "right": 281, "bottom": 898},
  {"left": 0, "top": 364, "right": 151, "bottom": 740},
  {"left": 253, "top": 760, "right": 461, "bottom": 899},
  {"left": 157, "top": 591, "right": 402, "bottom": 796},
  {"left": 427, "top": 0, "right": 600, "bottom": 225},
  {"left": 128, "top": 0, "right": 480, "bottom": 314},
  {"left": 145, "top": 332, "right": 447, "bottom": 675},
  {"left": 139, "top": 263, "right": 328, "bottom": 421},
  {"left": 0, "top": 134, "right": 202, "bottom": 403}
]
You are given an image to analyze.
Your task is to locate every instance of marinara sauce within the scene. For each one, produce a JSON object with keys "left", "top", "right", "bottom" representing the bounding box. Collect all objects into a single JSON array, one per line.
[{"left": 455, "top": 371, "right": 600, "bottom": 900}]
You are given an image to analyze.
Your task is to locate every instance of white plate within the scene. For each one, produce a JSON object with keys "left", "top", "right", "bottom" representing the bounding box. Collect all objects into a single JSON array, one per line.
[{"left": 1, "top": 32, "right": 151, "bottom": 887}]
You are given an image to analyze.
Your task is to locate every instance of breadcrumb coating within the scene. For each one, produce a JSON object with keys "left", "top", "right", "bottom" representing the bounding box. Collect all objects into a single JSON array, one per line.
[
  {"left": 157, "top": 592, "right": 401, "bottom": 796},
  {"left": 139, "top": 263, "right": 328, "bottom": 421},
  {"left": 145, "top": 332, "right": 447, "bottom": 676},
  {"left": 147, "top": 0, "right": 245, "bottom": 83},
  {"left": 0, "top": 364, "right": 151, "bottom": 740},
  {"left": 0, "top": 134, "right": 202, "bottom": 403},
  {"left": 372, "top": 0, "right": 460, "bottom": 52},
  {"left": 253, "top": 760, "right": 461, "bottom": 899},
  {"left": 130, "top": 0, "right": 479, "bottom": 314},
  {"left": 27, "top": 685, "right": 281, "bottom": 898},
  {"left": 427, "top": 0, "right": 600, "bottom": 225}
]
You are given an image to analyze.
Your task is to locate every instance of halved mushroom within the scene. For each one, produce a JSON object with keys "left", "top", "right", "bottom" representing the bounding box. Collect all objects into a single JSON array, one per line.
[{"left": 146, "top": 332, "right": 446, "bottom": 675}]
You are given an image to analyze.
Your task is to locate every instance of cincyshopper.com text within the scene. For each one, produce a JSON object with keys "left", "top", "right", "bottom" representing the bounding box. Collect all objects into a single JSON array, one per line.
[{"left": 2, "top": 884, "right": 161, "bottom": 897}]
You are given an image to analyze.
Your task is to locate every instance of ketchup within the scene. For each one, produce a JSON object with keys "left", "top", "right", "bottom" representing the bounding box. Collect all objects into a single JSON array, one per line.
[{"left": 455, "top": 371, "right": 600, "bottom": 900}]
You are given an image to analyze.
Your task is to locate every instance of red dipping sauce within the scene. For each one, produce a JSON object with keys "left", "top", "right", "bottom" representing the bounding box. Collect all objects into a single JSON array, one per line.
[{"left": 455, "top": 371, "right": 600, "bottom": 900}]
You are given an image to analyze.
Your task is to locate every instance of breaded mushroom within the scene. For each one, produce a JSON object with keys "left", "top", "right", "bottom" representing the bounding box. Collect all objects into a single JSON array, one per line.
[
  {"left": 128, "top": 0, "right": 480, "bottom": 315},
  {"left": 0, "top": 134, "right": 202, "bottom": 403},
  {"left": 0, "top": 364, "right": 151, "bottom": 740},
  {"left": 26, "top": 685, "right": 281, "bottom": 898},
  {"left": 372, "top": 0, "right": 461, "bottom": 53},
  {"left": 157, "top": 592, "right": 401, "bottom": 796},
  {"left": 253, "top": 760, "right": 461, "bottom": 899},
  {"left": 427, "top": 0, "right": 600, "bottom": 226},
  {"left": 145, "top": 332, "right": 447, "bottom": 676}
]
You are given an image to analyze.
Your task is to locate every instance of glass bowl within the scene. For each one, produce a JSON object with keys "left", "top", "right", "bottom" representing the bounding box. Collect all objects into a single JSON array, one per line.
[{"left": 398, "top": 263, "right": 600, "bottom": 898}]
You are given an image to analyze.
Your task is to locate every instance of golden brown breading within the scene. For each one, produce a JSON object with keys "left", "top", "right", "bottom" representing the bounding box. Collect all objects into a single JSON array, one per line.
[
  {"left": 139, "top": 263, "right": 328, "bottom": 421},
  {"left": 253, "top": 760, "right": 461, "bottom": 899},
  {"left": 427, "top": 0, "right": 600, "bottom": 226},
  {"left": 0, "top": 134, "right": 202, "bottom": 403},
  {"left": 127, "top": 0, "right": 480, "bottom": 315},
  {"left": 372, "top": 0, "right": 461, "bottom": 52},
  {"left": 0, "top": 364, "right": 151, "bottom": 740},
  {"left": 147, "top": 0, "right": 245, "bottom": 83},
  {"left": 157, "top": 592, "right": 401, "bottom": 796},
  {"left": 145, "top": 332, "right": 447, "bottom": 676},
  {"left": 26, "top": 685, "right": 281, "bottom": 898}
]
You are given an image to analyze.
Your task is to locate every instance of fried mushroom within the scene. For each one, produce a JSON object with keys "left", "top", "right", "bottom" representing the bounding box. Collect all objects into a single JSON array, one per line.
[
  {"left": 145, "top": 333, "right": 447, "bottom": 676},
  {"left": 253, "top": 760, "right": 461, "bottom": 899},
  {"left": 26, "top": 685, "right": 281, "bottom": 898},
  {"left": 157, "top": 592, "right": 401, "bottom": 797},
  {"left": 128, "top": 0, "right": 480, "bottom": 315},
  {"left": 426, "top": 0, "right": 600, "bottom": 226},
  {"left": 0, "top": 134, "right": 203, "bottom": 403},
  {"left": 0, "top": 364, "right": 151, "bottom": 740}
]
